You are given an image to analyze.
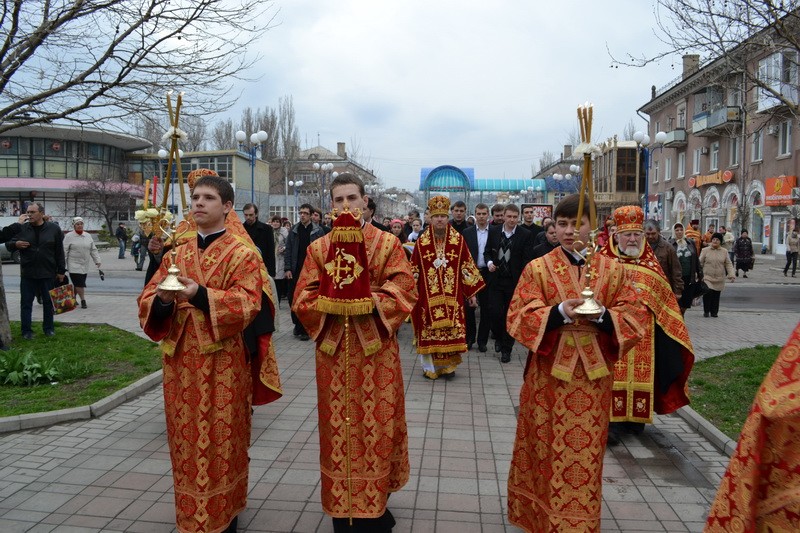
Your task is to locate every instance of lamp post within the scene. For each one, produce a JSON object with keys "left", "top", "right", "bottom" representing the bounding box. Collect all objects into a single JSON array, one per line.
[
  {"left": 235, "top": 129, "right": 268, "bottom": 205},
  {"left": 632, "top": 131, "right": 651, "bottom": 212},
  {"left": 313, "top": 162, "right": 338, "bottom": 213},
  {"left": 288, "top": 179, "right": 304, "bottom": 220},
  {"left": 649, "top": 131, "right": 668, "bottom": 219}
]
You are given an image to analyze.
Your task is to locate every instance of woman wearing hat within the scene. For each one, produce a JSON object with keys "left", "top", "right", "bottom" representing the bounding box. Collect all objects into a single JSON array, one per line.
[
  {"left": 699, "top": 232, "right": 735, "bottom": 317},
  {"left": 63, "top": 217, "right": 101, "bottom": 309},
  {"left": 670, "top": 222, "right": 703, "bottom": 315}
]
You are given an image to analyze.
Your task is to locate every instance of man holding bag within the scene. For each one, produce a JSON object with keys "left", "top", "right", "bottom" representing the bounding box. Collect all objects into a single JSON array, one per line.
[{"left": 5, "top": 202, "right": 66, "bottom": 339}]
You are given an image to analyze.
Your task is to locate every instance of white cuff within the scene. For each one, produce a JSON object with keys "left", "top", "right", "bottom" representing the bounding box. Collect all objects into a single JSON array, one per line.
[{"left": 557, "top": 302, "right": 574, "bottom": 324}]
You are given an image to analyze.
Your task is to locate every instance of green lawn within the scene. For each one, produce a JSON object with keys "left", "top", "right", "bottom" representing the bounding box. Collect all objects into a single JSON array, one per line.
[
  {"left": 688, "top": 345, "right": 781, "bottom": 440},
  {"left": 0, "top": 321, "right": 160, "bottom": 417}
]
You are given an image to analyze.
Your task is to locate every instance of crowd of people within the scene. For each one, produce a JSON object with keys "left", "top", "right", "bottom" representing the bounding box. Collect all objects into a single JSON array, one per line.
[{"left": 3, "top": 173, "right": 797, "bottom": 532}]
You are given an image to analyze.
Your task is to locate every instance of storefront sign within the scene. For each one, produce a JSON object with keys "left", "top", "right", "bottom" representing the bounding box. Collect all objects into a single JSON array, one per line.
[
  {"left": 694, "top": 171, "right": 724, "bottom": 187},
  {"left": 765, "top": 175, "right": 797, "bottom": 206}
]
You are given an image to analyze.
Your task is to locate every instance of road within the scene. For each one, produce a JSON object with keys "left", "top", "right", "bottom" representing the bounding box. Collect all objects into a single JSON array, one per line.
[{"left": 722, "top": 283, "right": 800, "bottom": 311}]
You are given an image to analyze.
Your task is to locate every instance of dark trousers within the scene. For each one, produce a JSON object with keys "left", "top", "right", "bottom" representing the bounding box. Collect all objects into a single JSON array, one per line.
[
  {"left": 702, "top": 289, "right": 721, "bottom": 316},
  {"left": 784, "top": 251, "right": 798, "bottom": 276},
  {"left": 274, "top": 278, "right": 288, "bottom": 303},
  {"left": 287, "top": 277, "right": 307, "bottom": 335},
  {"left": 489, "top": 276, "right": 517, "bottom": 353},
  {"left": 465, "top": 271, "right": 491, "bottom": 346},
  {"left": 21, "top": 277, "right": 55, "bottom": 335}
]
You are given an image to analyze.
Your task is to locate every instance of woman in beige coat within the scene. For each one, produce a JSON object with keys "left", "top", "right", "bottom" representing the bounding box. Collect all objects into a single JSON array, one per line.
[
  {"left": 699, "top": 232, "right": 735, "bottom": 318},
  {"left": 64, "top": 217, "right": 101, "bottom": 308}
]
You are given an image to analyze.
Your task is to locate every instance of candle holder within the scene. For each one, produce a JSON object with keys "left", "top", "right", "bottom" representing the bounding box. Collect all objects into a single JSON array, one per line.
[{"left": 157, "top": 218, "right": 188, "bottom": 292}]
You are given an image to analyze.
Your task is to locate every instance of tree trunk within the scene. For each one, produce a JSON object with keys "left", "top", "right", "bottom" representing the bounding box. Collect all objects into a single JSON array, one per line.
[{"left": 0, "top": 268, "right": 13, "bottom": 346}]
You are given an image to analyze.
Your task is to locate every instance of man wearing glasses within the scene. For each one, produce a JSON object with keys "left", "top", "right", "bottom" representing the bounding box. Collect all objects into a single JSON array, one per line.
[{"left": 6, "top": 203, "right": 66, "bottom": 339}]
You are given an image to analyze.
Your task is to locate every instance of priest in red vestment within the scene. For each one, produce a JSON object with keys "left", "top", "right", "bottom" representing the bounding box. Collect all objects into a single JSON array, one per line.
[
  {"left": 597, "top": 205, "right": 694, "bottom": 437},
  {"left": 139, "top": 174, "right": 281, "bottom": 533},
  {"left": 293, "top": 173, "right": 418, "bottom": 533},
  {"left": 410, "top": 195, "right": 485, "bottom": 379},
  {"left": 705, "top": 321, "right": 800, "bottom": 532},
  {"left": 506, "top": 194, "right": 645, "bottom": 532}
]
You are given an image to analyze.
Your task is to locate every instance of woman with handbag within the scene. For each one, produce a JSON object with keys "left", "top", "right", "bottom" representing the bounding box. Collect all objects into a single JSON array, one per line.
[
  {"left": 699, "top": 233, "right": 735, "bottom": 318},
  {"left": 64, "top": 217, "right": 101, "bottom": 309},
  {"left": 670, "top": 222, "right": 703, "bottom": 315}
]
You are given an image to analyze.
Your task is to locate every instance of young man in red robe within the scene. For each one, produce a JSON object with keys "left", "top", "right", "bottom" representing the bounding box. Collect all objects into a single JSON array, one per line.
[
  {"left": 597, "top": 206, "right": 694, "bottom": 440},
  {"left": 139, "top": 175, "right": 281, "bottom": 533},
  {"left": 293, "top": 173, "right": 418, "bottom": 532},
  {"left": 410, "top": 195, "right": 485, "bottom": 379},
  {"left": 505, "top": 193, "right": 645, "bottom": 532}
]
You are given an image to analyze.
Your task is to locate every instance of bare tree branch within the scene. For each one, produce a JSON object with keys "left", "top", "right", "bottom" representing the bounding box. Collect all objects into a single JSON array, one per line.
[
  {"left": 0, "top": 0, "right": 277, "bottom": 135},
  {"left": 71, "top": 172, "right": 137, "bottom": 232}
]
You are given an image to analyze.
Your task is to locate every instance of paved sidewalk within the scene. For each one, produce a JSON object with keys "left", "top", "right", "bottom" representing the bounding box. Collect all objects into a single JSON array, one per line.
[{"left": 0, "top": 275, "right": 797, "bottom": 531}]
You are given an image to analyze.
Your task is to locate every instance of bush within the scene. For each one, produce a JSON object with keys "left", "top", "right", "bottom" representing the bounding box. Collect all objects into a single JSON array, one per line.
[{"left": 0, "top": 352, "right": 60, "bottom": 386}]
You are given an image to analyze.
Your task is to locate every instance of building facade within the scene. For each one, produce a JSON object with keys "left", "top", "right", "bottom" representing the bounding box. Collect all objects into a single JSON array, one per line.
[{"left": 640, "top": 50, "right": 799, "bottom": 254}]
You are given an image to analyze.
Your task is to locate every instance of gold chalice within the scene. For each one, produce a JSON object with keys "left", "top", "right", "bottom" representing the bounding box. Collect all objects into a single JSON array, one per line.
[{"left": 157, "top": 218, "right": 189, "bottom": 292}]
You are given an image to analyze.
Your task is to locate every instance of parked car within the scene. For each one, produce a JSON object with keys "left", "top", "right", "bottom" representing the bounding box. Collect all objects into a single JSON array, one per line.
[{"left": 0, "top": 216, "right": 22, "bottom": 263}]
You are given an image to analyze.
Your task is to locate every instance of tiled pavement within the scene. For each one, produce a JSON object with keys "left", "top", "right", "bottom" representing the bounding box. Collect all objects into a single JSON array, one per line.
[{"left": 0, "top": 251, "right": 797, "bottom": 532}]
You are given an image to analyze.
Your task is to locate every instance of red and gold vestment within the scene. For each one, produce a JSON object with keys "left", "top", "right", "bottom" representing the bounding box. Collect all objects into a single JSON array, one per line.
[
  {"left": 706, "top": 321, "right": 800, "bottom": 532},
  {"left": 293, "top": 222, "right": 418, "bottom": 519},
  {"left": 409, "top": 225, "right": 485, "bottom": 378},
  {"left": 139, "top": 231, "right": 281, "bottom": 533},
  {"left": 598, "top": 241, "right": 694, "bottom": 421},
  {"left": 506, "top": 248, "right": 644, "bottom": 532}
]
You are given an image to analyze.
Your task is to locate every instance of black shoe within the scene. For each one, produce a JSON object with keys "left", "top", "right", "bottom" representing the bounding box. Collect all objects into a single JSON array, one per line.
[
  {"left": 299, "top": 334, "right": 310, "bottom": 341},
  {"left": 135, "top": 267, "right": 143, "bottom": 271},
  {"left": 743, "top": 273, "right": 748, "bottom": 278},
  {"left": 45, "top": 330, "right": 55, "bottom": 337},
  {"left": 606, "top": 431, "right": 621, "bottom": 447},
  {"left": 711, "top": 314, "right": 718, "bottom": 318},
  {"left": 495, "top": 342, "right": 501, "bottom": 353},
  {"left": 22, "top": 332, "right": 33, "bottom": 340},
  {"left": 501, "top": 352, "right": 511, "bottom": 363},
  {"left": 478, "top": 344, "right": 487, "bottom": 353},
  {"left": 703, "top": 312, "right": 709, "bottom": 317},
  {"left": 735, "top": 271, "right": 739, "bottom": 277},
  {"left": 467, "top": 343, "right": 474, "bottom": 351},
  {"left": 223, "top": 516, "right": 238, "bottom": 533},
  {"left": 81, "top": 300, "right": 87, "bottom": 309}
]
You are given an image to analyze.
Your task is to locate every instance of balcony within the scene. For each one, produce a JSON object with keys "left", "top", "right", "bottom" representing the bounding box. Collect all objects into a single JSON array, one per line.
[
  {"left": 663, "top": 129, "right": 687, "bottom": 148},
  {"left": 693, "top": 106, "right": 741, "bottom": 137},
  {"left": 595, "top": 192, "right": 640, "bottom": 205}
]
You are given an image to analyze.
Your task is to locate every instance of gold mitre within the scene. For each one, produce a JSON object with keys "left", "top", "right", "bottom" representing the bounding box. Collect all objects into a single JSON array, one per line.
[{"left": 428, "top": 195, "right": 450, "bottom": 217}]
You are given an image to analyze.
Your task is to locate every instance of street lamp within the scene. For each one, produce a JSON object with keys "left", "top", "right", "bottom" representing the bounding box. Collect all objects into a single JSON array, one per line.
[
  {"left": 633, "top": 130, "right": 651, "bottom": 210},
  {"left": 313, "top": 162, "right": 338, "bottom": 212},
  {"left": 288, "top": 179, "right": 304, "bottom": 220},
  {"left": 235, "top": 129, "right": 268, "bottom": 205}
]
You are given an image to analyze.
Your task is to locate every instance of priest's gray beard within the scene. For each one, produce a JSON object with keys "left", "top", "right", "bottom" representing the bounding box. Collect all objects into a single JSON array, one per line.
[{"left": 621, "top": 245, "right": 641, "bottom": 257}]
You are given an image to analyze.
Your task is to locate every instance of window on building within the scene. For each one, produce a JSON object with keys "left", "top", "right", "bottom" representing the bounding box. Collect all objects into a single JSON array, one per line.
[
  {"left": 664, "top": 157, "right": 672, "bottom": 181},
  {"left": 752, "top": 129, "right": 763, "bottom": 161},
  {"left": 677, "top": 152, "right": 685, "bottom": 179},
  {"left": 779, "top": 119, "right": 792, "bottom": 156},
  {"left": 729, "top": 137, "right": 739, "bottom": 166},
  {"left": 677, "top": 104, "right": 686, "bottom": 128},
  {"left": 710, "top": 142, "right": 720, "bottom": 170},
  {"left": 693, "top": 148, "right": 701, "bottom": 174},
  {"left": 653, "top": 160, "right": 659, "bottom": 183},
  {"left": 757, "top": 51, "right": 799, "bottom": 112}
]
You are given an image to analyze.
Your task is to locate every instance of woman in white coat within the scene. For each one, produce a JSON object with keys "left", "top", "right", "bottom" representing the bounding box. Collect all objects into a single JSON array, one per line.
[{"left": 63, "top": 217, "right": 101, "bottom": 308}]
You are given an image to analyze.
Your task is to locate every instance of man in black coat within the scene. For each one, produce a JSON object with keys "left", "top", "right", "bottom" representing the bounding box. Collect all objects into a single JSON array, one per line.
[
  {"left": 284, "top": 203, "right": 325, "bottom": 340},
  {"left": 6, "top": 202, "right": 66, "bottom": 339},
  {"left": 242, "top": 203, "right": 276, "bottom": 277},
  {"left": 462, "top": 203, "right": 494, "bottom": 352},
  {"left": 520, "top": 204, "right": 544, "bottom": 243},
  {"left": 449, "top": 200, "right": 468, "bottom": 234},
  {"left": 484, "top": 204, "right": 532, "bottom": 363},
  {"left": 365, "top": 197, "right": 389, "bottom": 232}
]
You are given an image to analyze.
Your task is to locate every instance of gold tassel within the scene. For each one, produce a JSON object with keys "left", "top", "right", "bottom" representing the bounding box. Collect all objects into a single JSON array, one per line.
[
  {"left": 315, "top": 297, "right": 374, "bottom": 316},
  {"left": 331, "top": 228, "right": 364, "bottom": 243}
]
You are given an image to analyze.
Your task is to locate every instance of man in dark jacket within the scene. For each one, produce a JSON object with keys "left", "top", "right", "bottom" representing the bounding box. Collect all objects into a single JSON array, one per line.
[
  {"left": 242, "top": 203, "right": 276, "bottom": 277},
  {"left": 284, "top": 203, "right": 325, "bottom": 340},
  {"left": 6, "top": 203, "right": 66, "bottom": 339},
  {"left": 462, "top": 203, "right": 494, "bottom": 352},
  {"left": 115, "top": 223, "right": 128, "bottom": 259},
  {"left": 484, "top": 204, "right": 532, "bottom": 362},
  {"left": 449, "top": 200, "right": 469, "bottom": 233}
]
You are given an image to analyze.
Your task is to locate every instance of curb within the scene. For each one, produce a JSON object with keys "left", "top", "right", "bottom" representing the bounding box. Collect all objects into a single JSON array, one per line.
[
  {"left": 675, "top": 405, "right": 738, "bottom": 457},
  {"left": 0, "top": 370, "right": 162, "bottom": 434}
]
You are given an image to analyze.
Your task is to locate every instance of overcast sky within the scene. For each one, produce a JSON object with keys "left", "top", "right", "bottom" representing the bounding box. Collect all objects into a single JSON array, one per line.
[{"left": 228, "top": 0, "right": 681, "bottom": 191}]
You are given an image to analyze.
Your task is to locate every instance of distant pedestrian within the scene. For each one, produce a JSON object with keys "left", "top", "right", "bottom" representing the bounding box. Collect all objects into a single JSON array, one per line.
[
  {"left": 115, "top": 223, "right": 127, "bottom": 259},
  {"left": 390, "top": 219, "right": 407, "bottom": 243},
  {"left": 784, "top": 228, "right": 799, "bottom": 277},
  {"left": 64, "top": 217, "right": 101, "bottom": 309},
  {"left": 733, "top": 229, "right": 755, "bottom": 278},
  {"left": 6, "top": 202, "right": 66, "bottom": 338},
  {"left": 271, "top": 216, "right": 288, "bottom": 302},
  {"left": 670, "top": 223, "right": 703, "bottom": 315},
  {"left": 699, "top": 233, "right": 735, "bottom": 318},
  {"left": 283, "top": 203, "right": 324, "bottom": 340}
]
